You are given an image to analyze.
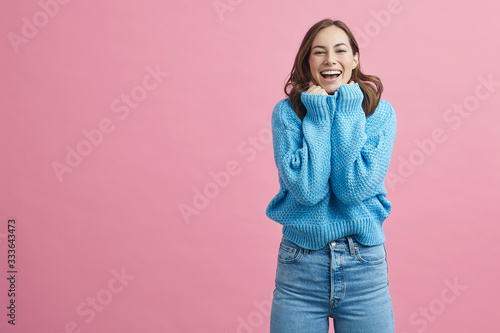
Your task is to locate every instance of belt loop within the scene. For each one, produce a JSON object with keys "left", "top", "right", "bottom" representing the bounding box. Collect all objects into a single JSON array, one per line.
[
  {"left": 347, "top": 236, "right": 355, "bottom": 256},
  {"left": 303, "top": 247, "right": 309, "bottom": 255}
]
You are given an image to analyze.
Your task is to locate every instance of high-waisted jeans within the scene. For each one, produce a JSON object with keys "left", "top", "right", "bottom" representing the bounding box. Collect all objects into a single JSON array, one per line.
[{"left": 270, "top": 234, "right": 395, "bottom": 333}]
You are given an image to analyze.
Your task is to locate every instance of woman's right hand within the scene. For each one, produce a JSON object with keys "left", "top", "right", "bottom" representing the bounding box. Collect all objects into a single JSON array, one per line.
[{"left": 305, "top": 81, "right": 328, "bottom": 95}]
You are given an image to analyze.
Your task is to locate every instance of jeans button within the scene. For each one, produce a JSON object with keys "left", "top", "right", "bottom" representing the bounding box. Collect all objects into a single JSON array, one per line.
[{"left": 331, "top": 241, "right": 336, "bottom": 246}]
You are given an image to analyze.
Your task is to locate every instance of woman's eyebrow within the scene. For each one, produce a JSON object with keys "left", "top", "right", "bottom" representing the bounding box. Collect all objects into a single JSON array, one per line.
[{"left": 312, "top": 43, "right": 347, "bottom": 49}]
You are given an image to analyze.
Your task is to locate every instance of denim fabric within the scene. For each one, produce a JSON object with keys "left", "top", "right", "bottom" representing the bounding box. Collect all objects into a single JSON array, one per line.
[{"left": 270, "top": 234, "right": 395, "bottom": 333}]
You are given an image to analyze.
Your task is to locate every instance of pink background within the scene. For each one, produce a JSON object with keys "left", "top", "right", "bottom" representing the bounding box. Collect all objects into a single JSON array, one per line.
[{"left": 1, "top": 1, "right": 499, "bottom": 332}]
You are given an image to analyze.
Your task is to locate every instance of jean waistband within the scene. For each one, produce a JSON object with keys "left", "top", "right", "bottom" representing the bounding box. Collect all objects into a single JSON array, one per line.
[
  {"left": 319, "top": 235, "right": 358, "bottom": 256},
  {"left": 281, "top": 234, "right": 359, "bottom": 256},
  {"left": 325, "top": 236, "right": 355, "bottom": 245}
]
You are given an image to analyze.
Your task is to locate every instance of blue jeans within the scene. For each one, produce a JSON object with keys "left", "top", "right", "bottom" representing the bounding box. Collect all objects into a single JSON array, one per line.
[{"left": 270, "top": 234, "right": 395, "bottom": 333}]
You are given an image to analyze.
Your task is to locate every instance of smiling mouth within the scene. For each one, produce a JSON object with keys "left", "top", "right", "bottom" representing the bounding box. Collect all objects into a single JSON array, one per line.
[
  {"left": 321, "top": 73, "right": 340, "bottom": 79},
  {"left": 320, "top": 74, "right": 341, "bottom": 84},
  {"left": 320, "top": 70, "right": 342, "bottom": 81}
]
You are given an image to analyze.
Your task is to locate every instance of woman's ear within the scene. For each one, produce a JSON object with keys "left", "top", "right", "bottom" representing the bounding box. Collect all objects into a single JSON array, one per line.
[{"left": 353, "top": 52, "right": 359, "bottom": 70}]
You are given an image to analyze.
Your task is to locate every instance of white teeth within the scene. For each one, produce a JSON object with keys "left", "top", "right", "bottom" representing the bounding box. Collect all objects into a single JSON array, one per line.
[{"left": 321, "top": 70, "right": 341, "bottom": 75}]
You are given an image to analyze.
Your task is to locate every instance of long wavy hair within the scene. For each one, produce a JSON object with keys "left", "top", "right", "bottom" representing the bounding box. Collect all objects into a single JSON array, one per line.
[{"left": 284, "top": 19, "right": 383, "bottom": 120}]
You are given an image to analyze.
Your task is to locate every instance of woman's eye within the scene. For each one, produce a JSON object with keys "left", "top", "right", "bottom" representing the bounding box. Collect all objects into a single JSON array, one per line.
[{"left": 314, "top": 50, "right": 346, "bottom": 54}]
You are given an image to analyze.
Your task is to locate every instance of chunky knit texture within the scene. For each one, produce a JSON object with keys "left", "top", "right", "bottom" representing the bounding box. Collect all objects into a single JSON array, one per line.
[{"left": 266, "top": 83, "right": 397, "bottom": 250}]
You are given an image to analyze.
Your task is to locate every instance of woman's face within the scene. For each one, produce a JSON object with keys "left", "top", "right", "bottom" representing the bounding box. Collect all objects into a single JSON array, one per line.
[{"left": 308, "top": 26, "right": 359, "bottom": 94}]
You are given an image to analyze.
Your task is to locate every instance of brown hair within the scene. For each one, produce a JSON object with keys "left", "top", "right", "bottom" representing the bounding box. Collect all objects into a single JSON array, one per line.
[{"left": 284, "top": 18, "right": 383, "bottom": 120}]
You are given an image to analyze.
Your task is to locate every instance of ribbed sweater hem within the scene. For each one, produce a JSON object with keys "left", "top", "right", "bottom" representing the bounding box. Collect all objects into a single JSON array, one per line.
[{"left": 281, "top": 218, "right": 387, "bottom": 250}]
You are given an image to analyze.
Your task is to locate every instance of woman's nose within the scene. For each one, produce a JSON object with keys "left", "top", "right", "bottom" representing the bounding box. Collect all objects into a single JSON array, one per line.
[{"left": 326, "top": 54, "right": 336, "bottom": 64}]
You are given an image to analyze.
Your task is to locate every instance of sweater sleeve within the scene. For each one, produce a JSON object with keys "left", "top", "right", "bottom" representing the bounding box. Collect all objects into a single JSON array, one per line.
[
  {"left": 270, "top": 92, "right": 333, "bottom": 206},
  {"left": 329, "top": 83, "right": 397, "bottom": 205}
]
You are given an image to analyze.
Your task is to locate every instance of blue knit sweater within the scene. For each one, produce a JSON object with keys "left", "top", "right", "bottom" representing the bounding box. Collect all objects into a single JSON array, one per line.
[{"left": 265, "top": 82, "right": 397, "bottom": 250}]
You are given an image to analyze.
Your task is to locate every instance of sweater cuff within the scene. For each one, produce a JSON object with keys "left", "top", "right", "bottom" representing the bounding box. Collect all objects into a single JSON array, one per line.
[
  {"left": 336, "top": 82, "right": 364, "bottom": 111},
  {"left": 300, "top": 92, "right": 330, "bottom": 123},
  {"left": 337, "top": 82, "right": 363, "bottom": 99}
]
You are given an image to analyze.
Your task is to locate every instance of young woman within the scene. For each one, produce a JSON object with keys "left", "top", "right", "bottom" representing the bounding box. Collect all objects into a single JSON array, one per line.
[{"left": 266, "top": 18, "right": 397, "bottom": 332}]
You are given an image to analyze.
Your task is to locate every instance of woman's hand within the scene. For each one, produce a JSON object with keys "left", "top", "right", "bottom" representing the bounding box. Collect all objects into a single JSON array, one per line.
[
  {"left": 305, "top": 80, "right": 354, "bottom": 95},
  {"left": 305, "top": 81, "right": 328, "bottom": 95}
]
